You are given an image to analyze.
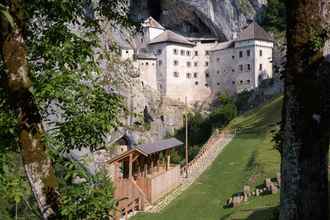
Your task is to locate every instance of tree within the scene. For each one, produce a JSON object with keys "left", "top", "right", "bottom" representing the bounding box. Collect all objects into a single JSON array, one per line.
[
  {"left": 280, "top": 1, "right": 330, "bottom": 219},
  {"left": 0, "top": 0, "right": 131, "bottom": 218},
  {"left": 260, "top": 0, "right": 286, "bottom": 32}
]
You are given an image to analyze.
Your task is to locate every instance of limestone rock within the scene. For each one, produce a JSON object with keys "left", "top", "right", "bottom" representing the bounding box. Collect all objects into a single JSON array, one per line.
[{"left": 129, "top": 0, "right": 268, "bottom": 40}]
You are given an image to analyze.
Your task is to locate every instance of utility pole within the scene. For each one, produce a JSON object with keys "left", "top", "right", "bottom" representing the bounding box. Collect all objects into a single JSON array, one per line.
[{"left": 185, "top": 96, "right": 189, "bottom": 178}]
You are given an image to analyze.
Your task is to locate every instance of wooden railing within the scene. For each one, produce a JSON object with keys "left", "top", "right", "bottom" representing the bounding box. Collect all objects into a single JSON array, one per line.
[
  {"left": 181, "top": 129, "right": 234, "bottom": 176},
  {"left": 114, "top": 178, "right": 147, "bottom": 217}
]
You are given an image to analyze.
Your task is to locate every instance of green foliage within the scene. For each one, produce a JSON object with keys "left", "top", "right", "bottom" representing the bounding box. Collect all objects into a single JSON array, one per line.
[
  {"left": 209, "top": 95, "right": 237, "bottom": 129},
  {"left": 48, "top": 150, "right": 116, "bottom": 220},
  {"left": 59, "top": 167, "right": 116, "bottom": 219},
  {"left": 235, "top": 90, "right": 253, "bottom": 113},
  {"left": 0, "top": 152, "right": 40, "bottom": 220},
  {"left": 0, "top": 0, "right": 133, "bottom": 218},
  {"left": 260, "top": 0, "right": 286, "bottom": 32},
  {"left": 175, "top": 95, "right": 237, "bottom": 162}
]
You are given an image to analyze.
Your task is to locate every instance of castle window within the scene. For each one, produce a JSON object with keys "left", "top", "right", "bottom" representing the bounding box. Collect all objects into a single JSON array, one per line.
[
  {"left": 186, "top": 51, "right": 191, "bottom": 56},
  {"left": 232, "top": 81, "right": 236, "bottom": 85},
  {"left": 146, "top": 62, "right": 149, "bottom": 66},
  {"left": 232, "top": 69, "right": 235, "bottom": 72},
  {"left": 239, "top": 64, "right": 243, "bottom": 72},
  {"left": 173, "top": 49, "right": 178, "bottom": 55},
  {"left": 174, "top": 72, "right": 179, "bottom": 77},
  {"left": 217, "top": 82, "right": 220, "bottom": 86},
  {"left": 126, "top": 50, "right": 129, "bottom": 54},
  {"left": 193, "top": 72, "right": 198, "bottom": 78},
  {"left": 205, "top": 83, "right": 209, "bottom": 87},
  {"left": 195, "top": 81, "right": 199, "bottom": 85},
  {"left": 141, "top": 62, "right": 144, "bottom": 65},
  {"left": 260, "top": 50, "right": 263, "bottom": 56},
  {"left": 195, "top": 51, "right": 198, "bottom": 56},
  {"left": 239, "top": 51, "right": 243, "bottom": 58},
  {"left": 217, "top": 58, "right": 220, "bottom": 62},
  {"left": 187, "top": 62, "right": 191, "bottom": 67},
  {"left": 186, "top": 73, "right": 191, "bottom": 79},
  {"left": 247, "top": 64, "right": 251, "bottom": 72},
  {"left": 152, "top": 62, "right": 155, "bottom": 66},
  {"left": 232, "top": 55, "right": 235, "bottom": 60},
  {"left": 259, "top": 64, "right": 263, "bottom": 70},
  {"left": 247, "top": 49, "right": 250, "bottom": 57},
  {"left": 205, "top": 72, "right": 209, "bottom": 78},
  {"left": 247, "top": 80, "right": 251, "bottom": 84},
  {"left": 194, "top": 62, "right": 198, "bottom": 67},
  {"left": 157, "top": 49, "right": 162, "bottom": 54},
  {"left": 240, "top": 80, "right": 243, "bottom": 84},
  {"left": 217, "top": 70, "right": 220, "bottom": 74},
  {"left": 180, "top": 50, "right": 185, "bottom": 55},
  {"left": 205, "top": 61, "right": 209, "bottom": 66},
  {"left": 205, "top": 51, "right": 209, "bottom": 55},
  {"left": 174, "top": 60, "right": 179, "bottom": 66}
]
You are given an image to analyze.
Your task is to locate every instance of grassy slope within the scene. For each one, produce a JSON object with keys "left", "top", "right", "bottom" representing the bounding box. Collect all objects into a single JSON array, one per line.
[{"left": 133, "top": 97, "right": 282, "bottom": 220}]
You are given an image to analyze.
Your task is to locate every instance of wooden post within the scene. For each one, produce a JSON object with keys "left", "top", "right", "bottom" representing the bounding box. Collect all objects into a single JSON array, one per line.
[
  {"left": 156, "top": 154, "right": 160, "bottom": 172},
  {"left": 114, "top": 207, "right": 120, "bottom": 220},
  {"left": 144, "top": 163, "right": 148, "bottom": 177},
  {"left": 167, "top": 150, "right": 171, "bottom": 170},
  {"left": 150, "top": 155, "right": 154, "bottom": 175},
  {"left": 185, "top": 96, "right": 189, "bottom": 178},
  {"left": 129, "top": 153, "right": 133, "bottom": 179}
]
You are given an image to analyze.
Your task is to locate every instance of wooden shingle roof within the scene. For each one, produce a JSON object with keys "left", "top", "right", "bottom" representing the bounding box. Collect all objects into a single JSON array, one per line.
[
  {"left": 136, "top": 138, "right": 183, "bottom": 155},
  {"left": 107, "top": 138, "right": 184, "bottom": 164},
  {"left": 238, "top": 22, "right": 273, "bottom": 42}
]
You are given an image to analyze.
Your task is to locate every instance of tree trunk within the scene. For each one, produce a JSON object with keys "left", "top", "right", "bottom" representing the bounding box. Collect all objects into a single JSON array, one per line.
[
  {"left": 280, "top": 1, "right": 330, "bottom": 219},
  {"left": 0, "top": 2, "right": 58, "bottom": 219}
]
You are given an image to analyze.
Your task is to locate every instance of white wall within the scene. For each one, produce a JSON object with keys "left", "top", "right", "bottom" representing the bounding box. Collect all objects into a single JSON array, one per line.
[
  {"left": 151, "top": 42, "right": 215, "bottom": 104},
  {"left": 253, "top": 40, "right": 273, "bottom": 86},
  {"left": 209, "top": 39, "right": 273, "bottom": 95},
  {"left": 121, "top": 48, "right": 134, "bottom": 60},
  {"left": 149, "top": 44, "right": 168, "bottom": 95},
  {"left": 136, "top": 58, "right": 158, "bottom": 90}
]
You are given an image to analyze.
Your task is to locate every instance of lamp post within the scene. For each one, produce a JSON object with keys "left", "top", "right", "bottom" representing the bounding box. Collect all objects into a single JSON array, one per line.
[{"left": 185, "top": 96, "right": 189, "bottom": 178}]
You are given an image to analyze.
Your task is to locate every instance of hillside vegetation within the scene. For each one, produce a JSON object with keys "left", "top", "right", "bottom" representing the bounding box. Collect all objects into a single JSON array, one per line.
[{"left": 133, "top": 96, "right": 282, "bottom": 220}]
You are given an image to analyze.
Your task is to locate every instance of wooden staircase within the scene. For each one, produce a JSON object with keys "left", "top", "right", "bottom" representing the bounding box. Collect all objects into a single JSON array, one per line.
[{"left": 114, "top": 178, "right": 150, "bottom": 219}]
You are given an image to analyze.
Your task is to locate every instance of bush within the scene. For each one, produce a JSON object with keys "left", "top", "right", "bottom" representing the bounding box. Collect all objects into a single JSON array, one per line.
[
  {"left": 260, "top": 0, "right": 286, "bottom": 33},
  {"left": 174, "top": 95, "right": 237, "bottom": 163}
]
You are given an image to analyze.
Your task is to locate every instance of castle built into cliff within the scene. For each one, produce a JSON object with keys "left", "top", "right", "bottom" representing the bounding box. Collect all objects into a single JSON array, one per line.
[{"left": 116, "top": 17, "right": 274, "bottom": 104}]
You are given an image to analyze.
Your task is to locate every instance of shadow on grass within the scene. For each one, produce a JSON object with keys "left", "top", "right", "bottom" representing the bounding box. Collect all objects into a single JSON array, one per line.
[{"left": 246, "top": 206, "right": 279, "bottom": 220}]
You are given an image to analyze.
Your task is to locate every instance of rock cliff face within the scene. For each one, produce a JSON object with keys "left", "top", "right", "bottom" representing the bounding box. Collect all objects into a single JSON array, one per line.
[{"left": 129, "top": 0, "right": 267, "bottom": 40}]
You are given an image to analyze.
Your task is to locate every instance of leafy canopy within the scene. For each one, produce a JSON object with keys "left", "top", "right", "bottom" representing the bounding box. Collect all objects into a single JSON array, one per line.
[{"left": 0, "top": 0, "right": 134, "bottom": 218}]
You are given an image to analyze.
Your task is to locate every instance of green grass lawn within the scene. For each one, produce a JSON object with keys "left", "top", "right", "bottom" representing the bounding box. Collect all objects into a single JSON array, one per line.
[{"left": 132, "top": 97, "right": 282, "bottom": 220}]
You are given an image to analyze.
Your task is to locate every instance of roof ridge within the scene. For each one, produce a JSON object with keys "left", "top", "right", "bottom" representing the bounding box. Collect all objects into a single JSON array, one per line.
[{"left": 148, "top": 30, "right": 195, "bottom": 46}]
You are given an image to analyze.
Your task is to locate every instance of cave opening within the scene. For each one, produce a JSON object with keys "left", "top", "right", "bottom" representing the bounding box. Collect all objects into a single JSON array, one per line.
[{"left": 147, "top": 0, "right": 161, "bottom": 20}]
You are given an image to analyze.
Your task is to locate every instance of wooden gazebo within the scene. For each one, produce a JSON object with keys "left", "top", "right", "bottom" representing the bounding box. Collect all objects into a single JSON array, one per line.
[{"left": 108, "top": 138, "right": 183, "bottom": 219}]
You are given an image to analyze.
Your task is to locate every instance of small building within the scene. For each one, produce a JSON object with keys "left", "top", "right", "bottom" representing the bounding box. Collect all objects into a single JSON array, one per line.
[
  {"left": 209, "top": 22, "right": 274, "bottom": 95},
  {"left": 108, "top": 138, "right": 183, "bottom": 219}
]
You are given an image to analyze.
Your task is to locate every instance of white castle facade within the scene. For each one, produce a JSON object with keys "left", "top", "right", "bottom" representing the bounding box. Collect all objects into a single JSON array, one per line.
[{"left": 117, "top": 17, "right": 274, "bottom": 104}]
